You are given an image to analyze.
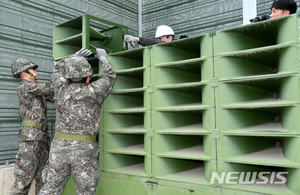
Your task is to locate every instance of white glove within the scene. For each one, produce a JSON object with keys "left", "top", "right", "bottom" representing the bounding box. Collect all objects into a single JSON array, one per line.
[
  {"left": 95, "top": 48, "right": 107, "bottom": 60},
  {"left": 75, "top": 48, "right": 92, "bottom": 57},
  {"left": 124, "top": 35, "right": 139, "bottom": 43},
  {"left": 123, "top": 35, "right": 139, "bottom": 50}
]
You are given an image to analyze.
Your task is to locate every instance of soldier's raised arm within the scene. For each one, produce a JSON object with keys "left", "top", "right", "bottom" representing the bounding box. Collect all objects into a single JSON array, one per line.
[{"left": 91, "top": 48, "right": 116, "bottom": 101}]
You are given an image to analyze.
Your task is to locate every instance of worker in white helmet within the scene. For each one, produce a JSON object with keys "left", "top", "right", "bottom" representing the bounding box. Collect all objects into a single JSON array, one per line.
[
  {"left": 154, "top": 25, "right": 175, "bottom": 42},
  {"left": 123, "top": 25, "right": 177, "bottom": 49}
]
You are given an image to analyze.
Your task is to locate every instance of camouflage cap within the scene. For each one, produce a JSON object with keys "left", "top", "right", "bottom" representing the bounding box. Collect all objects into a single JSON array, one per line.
[
  {"left": 65, "top": 56, "right": 93, "bottom": 79},
  {"left": 11, "top": 58, "right": 38, "bottom": 78}
]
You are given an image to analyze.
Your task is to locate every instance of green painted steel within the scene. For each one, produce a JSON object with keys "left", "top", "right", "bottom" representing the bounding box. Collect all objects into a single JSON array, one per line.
[
  {"left": 95, "top": 13, "right": 300, "bottom": 195},
  {"left": 214, "top": 14, "right": 300, "bottom": 195},
  {"left": 102, "top": 47, "right": 150, "bottom": 178},
  {"left": 150, "top": 35, "right": 216, "bottom": 187},
  {"left": 53, "top": 14, "right": 128, "bottom": 61}
]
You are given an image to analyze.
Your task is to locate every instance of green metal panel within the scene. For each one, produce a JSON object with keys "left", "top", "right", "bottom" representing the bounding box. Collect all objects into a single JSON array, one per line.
[
  {"left": 215, "top": 107, "right": 300, "bottom": 136},
  {"left": 100, "top": 47, "right": 151, "bottom": 179},
  {"left": 217, "top": 162, "right": 300, "bottom": 195},
  {"left": 99, "top": 13, "right": 300, "bottom": 195},
  {"left": 152, "top": 157, "right": 215, "bottom": 185},
  {"left": 213, "top": 14, "right": 300, "bottom": 195},
  {"left": 214, "top": 15, "right": 299, "bottom": 55},
  {"left": 218, "top": 76, "right": 300, "bottom": 106},
  {"left": 97, "top": 176, "right": 149, "bottom": 195},
  {"left": 96, "top": 174, "right": 268, "bottom": 195},
  {"left": 149, "top": 33, "right": 216, "bottom": 187},
  {"left": 214, "top": 45, "right": 300, "bottom": 80},
  {"left": 52, "top": 14, "right": 128, "bottom": 61},
  {"left": 219, "top": 135, "right": 300, "bottom": 167}
]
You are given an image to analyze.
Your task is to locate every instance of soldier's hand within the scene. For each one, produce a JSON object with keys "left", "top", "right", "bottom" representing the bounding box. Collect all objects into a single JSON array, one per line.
[
  {"left": 75, "top": 48, "right": 92, "bottom": 57},
  {"left": 95, "top": 48, "right": 107, "bottom": 61}
]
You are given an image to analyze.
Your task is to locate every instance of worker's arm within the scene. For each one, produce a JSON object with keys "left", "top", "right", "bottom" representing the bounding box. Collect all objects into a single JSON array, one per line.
[{"left": 138, "top": 37, "right": 163, "bottom": 46}]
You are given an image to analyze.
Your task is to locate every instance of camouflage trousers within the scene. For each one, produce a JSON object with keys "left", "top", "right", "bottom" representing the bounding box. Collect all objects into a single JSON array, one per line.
[
  {"left": 10, "top": 140, "right": 49, "bottom": 195},
  {"left": 39, "top": 137, "right": 100, "bottom": 195}
]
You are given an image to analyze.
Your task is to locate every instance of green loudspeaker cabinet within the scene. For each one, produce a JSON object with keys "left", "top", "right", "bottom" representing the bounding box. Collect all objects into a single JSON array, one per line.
[
  {"left": 213, "top": 14, "right": 300, "bottom": 195},
  {"left": 214, "top": 15, "right": 299, "bottom": 55},
  {"left": 217, "top": 76, "right": 300, "bottom": 107},
  {"left": 98, "top": 14, "right": 300, "bottom": 195},
  {"left": 214, "top": 45, "right": 300, "bottom": 80},
  {"left": 101, "top": 47, "right": 151, "bottom": 177},
  {"left": 53, "top": 14, "right": 127, "bottom": 77},
  {"left": 219, "top": 135, "right": 300, "bottom": 167},
  {"left": 59, "top": 13, "right": 300, "bottom": 195},
  {"left": 217, "top": 162, "right": 300, "bottom": 195},
  {"left": 53, "top": 14, "right": 127, "bottom": 60},
  {"left": 216, "top": 107, "right": 300, "bottom": 136}
]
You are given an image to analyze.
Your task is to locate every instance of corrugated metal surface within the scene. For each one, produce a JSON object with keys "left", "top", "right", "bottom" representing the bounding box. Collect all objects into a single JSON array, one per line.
[
  {"left": 142, "top": 0, "right": 300, "bottom": 38},
  {"left": 256, "top": 0, "right": 300, "bottom": 16},
  {"left": 0, "top": 0, "right": 138, "bottom": 165},
  {"left": 142, "top": 0, "right": 243, "bottom": 38}
]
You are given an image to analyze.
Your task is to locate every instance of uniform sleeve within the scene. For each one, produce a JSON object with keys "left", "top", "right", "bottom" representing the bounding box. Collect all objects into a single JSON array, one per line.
[
  {"left": 51, "top": 58, "right": 69, "bottom": 95},
  {"left": 91, "top": 58, "right": 116, "bottom": 102},
  {"left": 26, "top": 82, "right": 54, "bottom": 102},
  {"left": 138, "top": 37, "right": 163, "bottom": 46}
]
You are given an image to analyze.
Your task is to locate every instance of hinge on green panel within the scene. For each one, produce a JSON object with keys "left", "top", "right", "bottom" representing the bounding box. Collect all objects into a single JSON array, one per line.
[
  {"left": 212, "top": 129, "right": 220, "bottom": 139},
  {"left": 210, "top": 77, "right": 218, "bottom": 88},
  {"left": 146, "top": 180, "right": 159, "bottom": 188}
]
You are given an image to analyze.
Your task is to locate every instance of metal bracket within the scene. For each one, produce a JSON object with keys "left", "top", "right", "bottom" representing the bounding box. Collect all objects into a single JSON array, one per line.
[
  {"left": 102, "top": 32, "right": 112, "bottom": 45},
  {"left": 209, "top": 32, "right": 216, "bottom": 37},
  {"left": 148, "top": 129, "right": 154, "bottom": 138},
  {"left": 146, "top": 180, "right": 159, "bottom": 188},
  {"left": 148, "top": 84, "right": 154, "bottom": 93},
  {"left": 210, "top": 77, "right": 218, "bottom": 88},
  {"left": 212, "top": 129, "right": 220, "bottom": 139}
]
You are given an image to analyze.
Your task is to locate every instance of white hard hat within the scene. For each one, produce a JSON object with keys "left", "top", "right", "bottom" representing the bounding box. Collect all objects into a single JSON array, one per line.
[{"left": 155, "top": 25, "right": 175, "bottom": 38}]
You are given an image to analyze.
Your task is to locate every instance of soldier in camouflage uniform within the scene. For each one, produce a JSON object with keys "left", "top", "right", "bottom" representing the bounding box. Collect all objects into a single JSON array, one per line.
[
  {"left": 10, "top": 58, "right": 54, "bottom": 195},
  {"left": 39, "top": 48, "right": 116, "bottom": 195}
]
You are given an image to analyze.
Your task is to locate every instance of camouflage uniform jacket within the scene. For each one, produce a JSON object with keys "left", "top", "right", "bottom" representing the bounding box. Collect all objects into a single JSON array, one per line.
[
  {"left": 18, "top": 80, "right": 54, "bottom": 141},
  {"left": 52, "top": 58, "right": 116, "bottom": 135}
]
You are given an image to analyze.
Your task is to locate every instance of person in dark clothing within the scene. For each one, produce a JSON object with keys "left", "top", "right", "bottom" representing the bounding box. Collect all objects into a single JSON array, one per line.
[
  {"left": 269, "top": 0, "right": 297, "bottom": 19},
  {"left": 124, "top": 25, "right": 175, "bottom": 49}
]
